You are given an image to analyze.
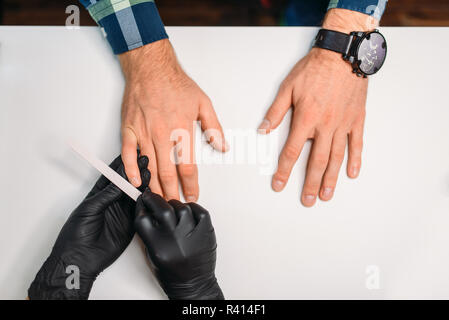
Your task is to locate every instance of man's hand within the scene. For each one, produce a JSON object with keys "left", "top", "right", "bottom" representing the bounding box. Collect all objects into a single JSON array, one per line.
[
  {"left": 119, "top": 39, "right": 227, "bottom": 202},
  {"left": 259, "top": 9, "right": 378, "bottom": 207}
]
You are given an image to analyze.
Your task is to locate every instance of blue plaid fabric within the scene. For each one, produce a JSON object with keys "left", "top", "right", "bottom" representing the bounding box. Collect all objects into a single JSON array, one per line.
[
  {"left": 79, "top": 0, "right": 388, "bottom": 55},
  {"left": 328, "top": 0, "right": 388, "bottom": 20},
  {"left": 285, "top": 0, "right": 388, "bottom": 26},
  {"left": 79, "top": 0, "right": 168, "bottom": 54}
]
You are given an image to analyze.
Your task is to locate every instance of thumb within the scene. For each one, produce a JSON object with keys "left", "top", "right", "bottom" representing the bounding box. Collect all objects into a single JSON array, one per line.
[
  {"left": 258, "top": 84, "right": 292, "bottom": 134},
  {"left": 199, "top": 98, "right": 229, "bottom": 153}
]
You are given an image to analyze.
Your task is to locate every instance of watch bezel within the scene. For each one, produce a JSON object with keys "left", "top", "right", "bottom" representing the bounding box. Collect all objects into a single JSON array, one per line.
[{"left": 352, "top": 30, "right": 387, "bottom": 77}]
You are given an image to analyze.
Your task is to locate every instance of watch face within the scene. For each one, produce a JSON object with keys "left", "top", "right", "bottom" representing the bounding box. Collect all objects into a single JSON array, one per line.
[{"left": 356, "top": 31, "right": 387, "bottom": 76}]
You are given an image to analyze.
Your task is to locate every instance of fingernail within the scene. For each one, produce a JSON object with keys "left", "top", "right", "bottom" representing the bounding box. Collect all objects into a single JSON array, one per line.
[
  {"left": 303, "top": 194, "right": 316, "bottom": 206},
  {"left": 130, "top": 177, "right": 140, "bottom": 186},
  {"left": 257, "top": 119, "right": 271, "bottom": 134},
  {"left": 272, "top": 179, "right": 285, "bottom": 191},
  {"left": 322, "top": 187, "right": 333, "bottom": 198},
  {"left": 351, "top": 167, "right": 359, "bottom": 178},
  {"left": 186, "top": 196, "right": 196, "bottom": 202}
]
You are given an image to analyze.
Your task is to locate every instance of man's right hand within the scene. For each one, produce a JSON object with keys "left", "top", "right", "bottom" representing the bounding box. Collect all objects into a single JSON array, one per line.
[
  {"left": 119, "top": 39, "right": 228, "bottom": 202},
  {"left": 135, "top": 189, "right": 224, "bottom": 300}
]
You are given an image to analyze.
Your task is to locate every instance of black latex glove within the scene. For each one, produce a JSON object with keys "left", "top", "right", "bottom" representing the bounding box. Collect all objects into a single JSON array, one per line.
[
  {"left": 134, "top": 189, "right": 224, "bottom": 300},
  {"left": 28, "top": 155, "right": 151, "bottom": 300}
]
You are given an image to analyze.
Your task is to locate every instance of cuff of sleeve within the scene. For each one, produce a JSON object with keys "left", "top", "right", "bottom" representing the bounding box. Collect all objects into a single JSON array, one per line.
[
  {"left": 87, "top": 0, "right": 168, "bottom": 55},
  {"left": 327, "top": 0, "right": 388, "bottom": 21}
]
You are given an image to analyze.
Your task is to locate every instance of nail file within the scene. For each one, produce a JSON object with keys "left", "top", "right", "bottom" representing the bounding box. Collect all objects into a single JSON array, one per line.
[{"left": 68, "top": 140, "right": 142, "bottom": 201}]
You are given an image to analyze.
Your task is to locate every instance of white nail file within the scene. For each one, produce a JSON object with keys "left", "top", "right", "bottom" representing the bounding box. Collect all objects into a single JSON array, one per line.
[{"left": 68, "top": 140, "right": 142, "bottom": 201}]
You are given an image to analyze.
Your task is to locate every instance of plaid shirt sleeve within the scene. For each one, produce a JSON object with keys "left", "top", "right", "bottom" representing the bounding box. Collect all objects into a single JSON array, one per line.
[
  {"left": 79, "top": 0, "right": 168, "bottom": 55},
  {"left": 328, "top": 0, "right": 388, "bottom": 20}
]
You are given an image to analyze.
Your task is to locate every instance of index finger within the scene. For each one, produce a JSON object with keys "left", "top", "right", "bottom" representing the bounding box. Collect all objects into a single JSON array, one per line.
[
  {"left": 121, "top": 126, "right": 141, "bottom": 187},
  {"left": 272, "top": 121, "right": 309, "bottom": 192}
]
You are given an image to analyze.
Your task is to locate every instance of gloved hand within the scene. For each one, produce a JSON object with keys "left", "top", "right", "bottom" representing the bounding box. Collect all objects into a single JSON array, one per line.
[
  {"left": 28, "top": 155, "right": 151, "bottom": 300},
  {"left": 134, "top": 189, "right": 224, "bottom": 300}
]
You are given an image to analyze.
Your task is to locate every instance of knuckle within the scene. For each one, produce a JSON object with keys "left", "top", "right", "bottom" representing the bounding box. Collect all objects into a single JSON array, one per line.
[
  {"left": 161, "top": 208, "right": 174, "bottom": 220},
  {"left": 282, "top": 145, "right": 300, "bottom": 161},
  {"left": 321, "top": 112, "right": 336, "bottom": 128},
  {"left": 178, "top": 206, "right": 191, "bottom": 217},
  {"left": 159, "top": 169, "right": 176, "bottom": 182},
  {"left": 179, "top": 164, "right": 197, "bottom": 178},
  {"left": 152, "top": 129, "right": 167, "bottom": 142},
  {"left": 151, "top": 123, "right": 169, "bottom": 140},
  {"left": 300, "top": 94, "right": 317, "bottom": 107},
  {"left": 135, "top": 214, "right": 151, "bottom": 227},
  {"left": 198, "top": 211, "right": 210, "bottom": 220},
  {"left": 350, "top": 154, "right": 362, "bottom": 163},
  {"left": 122, "top": 160, "right": 138, "bottom": 172},
  {"left": 121, "top": 132, "right": 137, "bottom": 147},
  {"left": 323, "top": 176, "right": 337, "bottom": 187},
  {"left": 303, "top": 185, "right": 319, "bottom": 195},
  {"left": 324, "top": 168, "right": 339, "bottom": 181},
  {"left": 332, "top": 150, "right": 346, "bottom": 160},
  {"left": 342, "top": 123, "right": 353, "bottom": 132},
  {"left": 313, "top": 154, "right": 329, "bottom": 170},
  {"left": 125, "top": 167, "right": 139, "bottom": 177},
  {"left": 274, "top": 171, "right": 289, "bottom": 182},
  {"left": 351, "top": 142, "right": 363, "bottom": 154}
]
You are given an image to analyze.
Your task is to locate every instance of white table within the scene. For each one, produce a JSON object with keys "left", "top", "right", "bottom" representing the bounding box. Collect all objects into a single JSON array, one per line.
[{"left": 1, "top": 26, "right": 449, "bottom": 300}]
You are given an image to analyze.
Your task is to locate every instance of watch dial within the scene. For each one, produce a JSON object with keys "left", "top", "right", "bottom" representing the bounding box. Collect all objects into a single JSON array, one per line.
[{"left": 357, "top": 32, "right": 387, "bottom": 75}]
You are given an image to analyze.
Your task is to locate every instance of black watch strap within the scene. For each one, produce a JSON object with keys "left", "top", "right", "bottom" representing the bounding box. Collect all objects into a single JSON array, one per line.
[{"left": 313, "top": 29, "right": 352, "bottom": 55}]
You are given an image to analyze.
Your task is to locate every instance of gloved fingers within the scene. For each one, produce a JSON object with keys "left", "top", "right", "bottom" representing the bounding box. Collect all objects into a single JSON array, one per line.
[
  {"left": 134, "top": 196, "right": 155, "bottom": 236},
  {"left": 187, "top": 202, "right": 212, "bottom": 225},
  {"left": 168, "top": 199, "right": 195, "bottom": 230},
  {"left": 135, "top": 195, "right": 147, "bottom": 218},
  {"left": 140, "top": 169, "right": 151, "bottom": 191},
  {"left": 142, "top": 189, "right": 177, "bottom": 231},
  {"left": 137, "top": 155, "right": 149, "bottom": 171},
  {"left": 137, "top": 156, "right": 151, "bottom": 191}
]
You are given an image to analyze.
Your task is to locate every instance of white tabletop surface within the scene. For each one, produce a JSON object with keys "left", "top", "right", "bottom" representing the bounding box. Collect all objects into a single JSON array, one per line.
[{"left": 0, "top": 26, "right": 449, "bottom": 300}]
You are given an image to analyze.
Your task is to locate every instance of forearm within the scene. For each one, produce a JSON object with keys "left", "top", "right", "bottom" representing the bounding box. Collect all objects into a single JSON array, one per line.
[{"left": 118, "top": 39, "right": 182, "bottom": 83}]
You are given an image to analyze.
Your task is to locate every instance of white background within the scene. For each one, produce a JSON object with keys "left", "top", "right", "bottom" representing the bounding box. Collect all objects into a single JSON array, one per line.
[{"left": 0, "top": 26, "right": 449, "bottom": 299}]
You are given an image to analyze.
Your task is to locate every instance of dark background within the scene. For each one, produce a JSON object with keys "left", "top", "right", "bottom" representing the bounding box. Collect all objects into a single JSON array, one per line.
[{"left": 1, "top": 0, "right": 449, "bottom": 26}]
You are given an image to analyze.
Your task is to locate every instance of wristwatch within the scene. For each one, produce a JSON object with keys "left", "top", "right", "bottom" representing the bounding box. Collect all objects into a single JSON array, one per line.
[{"left": 313, "top": 29, "right": 387, "bottom": 78}]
